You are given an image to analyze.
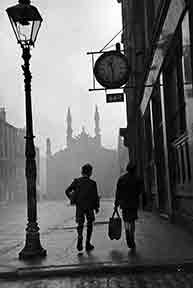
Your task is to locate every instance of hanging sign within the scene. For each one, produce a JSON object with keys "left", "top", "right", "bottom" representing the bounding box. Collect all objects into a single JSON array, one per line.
[{"left": 106, "top": 93, "right": 124, "bottom": 103}]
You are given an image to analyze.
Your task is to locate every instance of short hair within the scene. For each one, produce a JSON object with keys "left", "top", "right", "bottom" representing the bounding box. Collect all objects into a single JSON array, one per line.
[{"left": 81, "top": 163, "right": 93, "bottom": 175}]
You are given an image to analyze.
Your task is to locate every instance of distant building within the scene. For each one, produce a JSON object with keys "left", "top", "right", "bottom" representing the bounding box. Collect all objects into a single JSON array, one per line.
[
  {"left": 0, "top": 108, "right": 40, "bottom": 202},
  {"left": 46, "top": 106, "right": 119, "bottom": 200}
]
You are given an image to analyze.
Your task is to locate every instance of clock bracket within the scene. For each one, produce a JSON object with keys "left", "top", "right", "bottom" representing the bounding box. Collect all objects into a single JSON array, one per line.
[{"left": 87, "top": 43, "right": 130, "bottom": 93}]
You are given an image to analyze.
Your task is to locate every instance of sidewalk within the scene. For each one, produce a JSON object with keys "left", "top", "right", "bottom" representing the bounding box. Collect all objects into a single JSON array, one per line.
[{"left": 1, "top": 210, "right": 193, "bottom": 279}]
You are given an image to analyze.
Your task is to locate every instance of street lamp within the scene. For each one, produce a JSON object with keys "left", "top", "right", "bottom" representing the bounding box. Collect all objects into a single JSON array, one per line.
[{"left": 6, "top": 0, "right": 46, "bottom": 260}]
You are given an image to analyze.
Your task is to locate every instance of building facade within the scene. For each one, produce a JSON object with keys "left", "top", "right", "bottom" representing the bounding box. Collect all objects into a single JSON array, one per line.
[
  {"left": 0, "top": 108, "right": 40, "bottom": 202},
  {"left": 46, "top": 106, "right": 119, "bottom": 200},
  {"left": 118, "top": 0, "right": 193, "bottom": 225}
]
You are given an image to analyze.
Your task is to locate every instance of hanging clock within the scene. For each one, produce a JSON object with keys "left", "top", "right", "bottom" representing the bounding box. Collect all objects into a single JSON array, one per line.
[{"left": 93, "top": 50, "right": 130, "bottom": 89}]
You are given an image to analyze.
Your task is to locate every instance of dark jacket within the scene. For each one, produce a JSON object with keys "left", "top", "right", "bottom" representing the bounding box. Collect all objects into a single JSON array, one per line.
[
  {"left": 65, "top": 176, "right": 100, "bottom": 210},
  {"left": 115, "top": 172, "right": 143, "bottom": 210}
]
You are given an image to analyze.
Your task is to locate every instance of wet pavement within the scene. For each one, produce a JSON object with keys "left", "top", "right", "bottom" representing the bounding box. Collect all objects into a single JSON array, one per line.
[
  {"left": 0, "top": 200, "right": 193, "bottom": 282},
  {"left": 0, "top": 201, "right": 75, "bottom": 256}
]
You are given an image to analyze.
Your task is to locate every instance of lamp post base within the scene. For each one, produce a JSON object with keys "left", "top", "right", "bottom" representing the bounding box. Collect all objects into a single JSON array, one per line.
[{"left": 19, "top": 230, "right": 47, "bottom": 260}]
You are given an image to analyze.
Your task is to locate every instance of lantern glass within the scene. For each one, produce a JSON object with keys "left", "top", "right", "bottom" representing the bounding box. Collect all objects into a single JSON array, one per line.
[
  {"left": 31, "top": 20, "right": 41, "bottom": 45},
  {"left": 6, "top": 3, "right": 42, "bottom": 47}
]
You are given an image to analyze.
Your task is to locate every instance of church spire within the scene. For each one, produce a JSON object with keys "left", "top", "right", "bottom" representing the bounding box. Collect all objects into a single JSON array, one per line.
[
  {"left": 46, "top": 137, "right": 51, "bottom": 156},
  {"left": 66, "top": 107, "right": 73, "bottom": 147},
  {"left": 94, "top": 105, "right": 101, "bottom": 146}
]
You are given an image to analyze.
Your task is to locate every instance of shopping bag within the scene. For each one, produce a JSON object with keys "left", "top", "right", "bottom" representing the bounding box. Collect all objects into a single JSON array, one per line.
[{"left": 108, "top": 209, "right": 122, "bottom": 240}]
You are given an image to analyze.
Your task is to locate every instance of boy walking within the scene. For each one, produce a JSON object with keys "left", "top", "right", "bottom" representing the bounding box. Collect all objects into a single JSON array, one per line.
[
  {"left": 114, "top": 163, "right": 143, "bottom": 251},
  {"left": 65, "top": 164, "right": 100, "bottom": 252}
]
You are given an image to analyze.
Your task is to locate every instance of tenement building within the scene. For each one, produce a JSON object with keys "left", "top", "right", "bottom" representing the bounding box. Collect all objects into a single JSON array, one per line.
[
  {"left": 118, "top": 0, "right": 193, "bottom": 225},
  {"left": 0, "top": 108, "right": 40, "bottom": 202},
  {"left": 46, "top": 106, "right": 119, "bottom": 200}
]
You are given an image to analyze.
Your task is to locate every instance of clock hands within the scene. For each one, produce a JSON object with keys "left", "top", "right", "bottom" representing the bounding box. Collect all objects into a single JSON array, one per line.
[
  {"left": 107, "top": 59, "right": 115, "bottom": 82},
  {"left": 93, "top": 50, "right": 129, "bottom": 88}
]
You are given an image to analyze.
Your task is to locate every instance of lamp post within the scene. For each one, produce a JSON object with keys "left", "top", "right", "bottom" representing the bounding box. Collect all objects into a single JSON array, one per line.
[{"left": 6, "top": 0, "right": 46, "bottom": 260}]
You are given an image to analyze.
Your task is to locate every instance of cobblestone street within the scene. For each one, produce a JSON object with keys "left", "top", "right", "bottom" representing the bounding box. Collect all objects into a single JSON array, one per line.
[{"left": 1, "top": 271, "right": 193, "bottom": 287}]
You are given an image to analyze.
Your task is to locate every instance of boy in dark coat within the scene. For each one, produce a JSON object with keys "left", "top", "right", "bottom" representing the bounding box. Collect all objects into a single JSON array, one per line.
[
  {"left": 65, "top": 164, "right": 100, "bottom": 252},
  {"left": 114, "top": 163, "right": 143, "bottom": 251}
]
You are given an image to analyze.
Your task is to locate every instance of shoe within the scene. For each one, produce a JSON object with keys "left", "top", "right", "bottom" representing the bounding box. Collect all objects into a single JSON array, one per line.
[
  {"left": 86, "top": 242, "right": 94, "bottom": 251},
  {"left": 77, "top": 238, "right": 83, "bottom": 251},
  {"left": 130, "top": 242, "right": 136, "bottom": 250},
  {"left": 130, "top": 243, "right": 136, "bottom": 254},
  {"left": 130, "top": 234, "right": 136, "bottom": 249}
]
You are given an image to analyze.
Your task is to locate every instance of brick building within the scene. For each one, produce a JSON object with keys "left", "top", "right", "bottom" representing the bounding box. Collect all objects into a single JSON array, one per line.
[{"left": 0, "top": 108, "right": 40, "bottom": 202}]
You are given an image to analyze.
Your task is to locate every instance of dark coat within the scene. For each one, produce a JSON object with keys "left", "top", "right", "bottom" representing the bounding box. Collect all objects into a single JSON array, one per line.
[
  {"left": 65, "top": 176, "right": 100, "bottom": 210},
  {"left": 115, "top": 172, "right": 143, "bottom": 210}
]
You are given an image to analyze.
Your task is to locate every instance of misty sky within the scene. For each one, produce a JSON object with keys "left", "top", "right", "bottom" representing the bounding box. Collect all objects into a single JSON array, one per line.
[{"left": 0, "top": 0, "right": 126, "bottom": 155}]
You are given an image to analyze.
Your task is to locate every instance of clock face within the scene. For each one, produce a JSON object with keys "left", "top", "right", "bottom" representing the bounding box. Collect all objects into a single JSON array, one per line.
[{"left": 93, "top": 51, "right": 130, "bottom": 89}]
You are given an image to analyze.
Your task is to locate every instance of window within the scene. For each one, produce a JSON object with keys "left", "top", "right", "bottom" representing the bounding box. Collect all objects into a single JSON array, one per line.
[
  {"left": 181, "top": 12, "right": 193, "bottom": 137},
  {"left": 161, "top": 17, "right": 192, "bottom": 185},
  {"left": 182, "top": 13, "right": 192, "bottom": 86}
]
